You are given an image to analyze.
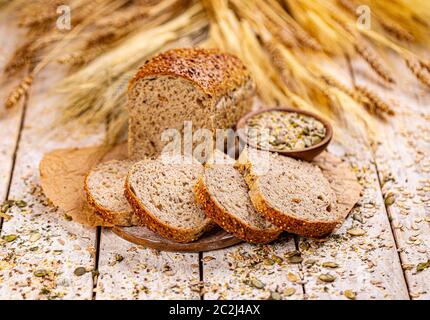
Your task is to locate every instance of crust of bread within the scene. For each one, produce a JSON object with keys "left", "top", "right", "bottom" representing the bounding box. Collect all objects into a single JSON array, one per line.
[
  {"left": 248, "top": 182, "right": 340, "bottom": 238},
  {"left": 194, "top": 177, "right": 281, "bottom": 244},
  {"left": 124, "top": 175, "right": 215, "bottom": 243},
  {"left": 84, "top": 173, "right": 136, "bottom": 227},
  {"left": 128, "top": 48, "right": 252, "bottom": 99}
]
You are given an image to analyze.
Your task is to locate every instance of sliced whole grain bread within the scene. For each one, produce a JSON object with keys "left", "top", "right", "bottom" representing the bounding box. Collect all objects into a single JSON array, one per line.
[
  {"left": 195, "top": 151, "right": 281, "bottom": 243},
  {"left": 236, "top": 148, "right": 340, "bottom": 238},
  {"left": 125, "top": 159, "right": 215, "bottom": 243},
  {"left": 85, "top": 160, "right": 138, "bottom": 226},
  {"left": 127, "top": 48, "right": 255, "bottom": 159}
]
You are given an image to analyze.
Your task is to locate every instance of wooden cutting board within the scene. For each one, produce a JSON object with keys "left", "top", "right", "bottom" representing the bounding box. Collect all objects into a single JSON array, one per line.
[{"left": 112, "top": 225, "right": 242, "bottom": 252}]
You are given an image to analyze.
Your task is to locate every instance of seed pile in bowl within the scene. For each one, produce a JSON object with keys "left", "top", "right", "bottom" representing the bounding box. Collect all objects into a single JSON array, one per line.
[{"left": 245, "top": 110, "right": 326, "bottom": 151}]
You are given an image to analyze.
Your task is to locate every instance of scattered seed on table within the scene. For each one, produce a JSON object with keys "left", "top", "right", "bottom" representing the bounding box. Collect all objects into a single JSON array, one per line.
[
  {"left": 319, "top": 274, "right": 336, "bottom": 283},
  {"left": 74, "top": 267, "right": 87, "bottom": 276}
]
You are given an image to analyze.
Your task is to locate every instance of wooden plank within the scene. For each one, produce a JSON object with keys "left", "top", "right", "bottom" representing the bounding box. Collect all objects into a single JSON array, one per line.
[
  {"left": 202, "top": 234, "right": 304, "bottom": 300},
  {"left": 0, "top": 65, "right": 104, "bottom": 299},
  {"left": 298, "top": 141, "right": 408, "bottom": 299},
  {"left": 296, "top": 61, "right": 409, "bottom": 300},
  {"left": 0, "top": 15, "right": 27, "bottom": 202},
  {"left": 95, "top": 229, "right": 201, "bottom": 299},
  {"left": 350, "top": 55, "right": 430, "bottom": 299}
]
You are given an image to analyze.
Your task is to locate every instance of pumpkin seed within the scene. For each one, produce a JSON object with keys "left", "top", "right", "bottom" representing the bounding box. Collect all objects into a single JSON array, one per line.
[
  {"left": 34, "top": 269, "right": 48, "bottom": 277},
  {"left": 322, "top": 262, "right": 339, "bottom": 268},
  {"left": 347, "top": 228, "right": 366, "bottom": 236},
  {"left": 287, "top": 272, "right": 299, "bottom": 282},
  {"left": 287, "top": 255, "right": 303, "bottom": 264},
  {"left": 304, "top": 259, "right": 317, "bottom": 267},
  {"left": 385, "top": 195, "right": 395, "bottom": 206},
  {"left": 74, "top": 267, "right": 87, "bottom": 276},
  {"left": 270, "top": 291, "right": 282, "bottom": 300},
  {"left": 264, "top": 258, "right": 275, "bottom": 266},
  {"left": 284, "top": 287, "right": 296, "bottom": 296},
  {"left": 272, "top": 255, "right": 283, "bottom": 264},
  {"left": 250, "top": 279, "right": 265, "bottom": 289},
  {"left": 416, "top": 260, "right": 430, "bottom": 272},
  {"left": 115, "top": 254, "right": 124, "bottom": 262},
  {"left": 3, "top": 234, "right": 17, "bottom": 242},
  {"left": 285, "top": 250, "right": 301, "bottom": 258},
  {"left": 319, "top": 274, "right": 336, "bottom": 283},
  {"left": 344, "top": 289, "right": 356, "bottom": 300}
]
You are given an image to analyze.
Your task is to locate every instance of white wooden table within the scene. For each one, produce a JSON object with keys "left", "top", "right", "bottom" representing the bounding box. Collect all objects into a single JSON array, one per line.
[{"left": 1, "top": 18, "right": 429, "bottom": 300}]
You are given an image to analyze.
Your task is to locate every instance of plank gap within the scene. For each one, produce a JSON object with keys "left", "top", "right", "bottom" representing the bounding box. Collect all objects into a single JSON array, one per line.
[
  {"left": 199, "top": 251, "right": 204, "bottom": 300},
  {"left": 346, "top": 55, "right": 412, "bottom": 300},
  {"left": 293, "top": 235, "right": 307, "bottom": 299},
  {"left": 92, "top": 226, "right": 102, "bottom": 300},
  {"left": 0, "top": 88, "right": 29, "bottom": 233}
]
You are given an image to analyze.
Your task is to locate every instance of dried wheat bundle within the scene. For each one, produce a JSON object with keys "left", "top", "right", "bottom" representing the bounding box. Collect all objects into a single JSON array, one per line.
[
  {"left": 3, "top": 0, "right": 188, "bottom": 109},
  {"left": 56, "top": 2, "right": 208, "bottom": 142},
  {"left": 2, "top": 0, "right": 430, "bottom": 142}
]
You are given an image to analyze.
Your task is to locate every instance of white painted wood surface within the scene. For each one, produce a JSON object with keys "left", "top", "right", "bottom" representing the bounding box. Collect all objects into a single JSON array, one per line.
[
  {"left": 0, "top": 16, "right": 26, "bottom": 202},
  {"left": 299, "top": 141, "right": 408, "bottom": 299},
  {"left": 295, "top": 61, "right": 409, "bottom": 300},
  {"left": 350, "top": 56, "right": 430, "bottom": 300},
  {"left": 202, "top": 234, "right": 304, "bottom": 300},
  {"left": 96, "top": 229, "right": 201, "bottom": 300},
  {"left": 0, "top": 65, "right": 103, "bottom": 299}
]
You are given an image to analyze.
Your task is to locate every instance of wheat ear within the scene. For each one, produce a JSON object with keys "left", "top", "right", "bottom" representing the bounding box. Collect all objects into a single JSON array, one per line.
[
  {"left": 5, "top": 75, "right": 34, "bottom": 109},
  {"left": 420, "top": 60, "right": 430, "bottom": 73},
  {"left": 354, "top": 85, "right": 395, "bottom": 116},
  {"left": 320, "top": 73, "right": 394, "bottom": 117},
  {"left": 381, "top": 20, "right": 414, "bottom": 42},
  {"left": 354, "top": 41, "right": 395, "bottom": 84},
  {"left": 405, "top": 57, "right": 430, "bottom": 89}
]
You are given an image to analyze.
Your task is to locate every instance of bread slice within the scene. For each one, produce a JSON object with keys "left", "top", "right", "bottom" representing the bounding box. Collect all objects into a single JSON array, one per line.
[
  {"left": 195, "top": 152, "right": 281, "bottom": 243},
  {"left": 85, "top": 160, "right": 137, "bottom": 226},
  {"left": 127, "top": 48, "right": 255, "bottom": 159},
  {"left": 236, "top": 149, "right": 340, "bottom": 238},
  {"left": 125, "top": 159, "right": 214, "bottom": 243}
]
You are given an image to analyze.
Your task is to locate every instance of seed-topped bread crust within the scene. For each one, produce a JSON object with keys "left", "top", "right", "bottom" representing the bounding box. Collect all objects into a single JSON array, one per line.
[
  {"left": 194, "top": 176, "right": 281, "bottom": 244},
  {"left": 236, "top": 149, "right": 340, "bottom": 238},
  {"left": 127, "top": 48, "right": 255, "bottom": 160},
  {"left": 129, "top": 48, "right": 252, "bottom": 98},
  {"left": 248, "top": 186, "right": 339, "bottom": 238}
]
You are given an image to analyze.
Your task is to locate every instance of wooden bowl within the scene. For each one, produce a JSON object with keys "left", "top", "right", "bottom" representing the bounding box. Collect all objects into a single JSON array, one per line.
[{"left": 236, "top": 107, "right": 333, "bottom": 162}]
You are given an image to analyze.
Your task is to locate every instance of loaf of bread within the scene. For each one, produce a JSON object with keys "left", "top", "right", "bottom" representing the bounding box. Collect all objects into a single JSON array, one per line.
[
  {"left": 236, "top": 148, "right": 340, "bottom": 238},
  {"left": 127, "top": 48, "right": 255, "bottom": 159},
  {"left": 84, "top": 160, "right": 137, "bottom": 226},
  {"left": 124, "top": 158, "right": 215, "bottom": 243},
  {"left": 195, "top": 152, "right": 281, "bottom": 243}
]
